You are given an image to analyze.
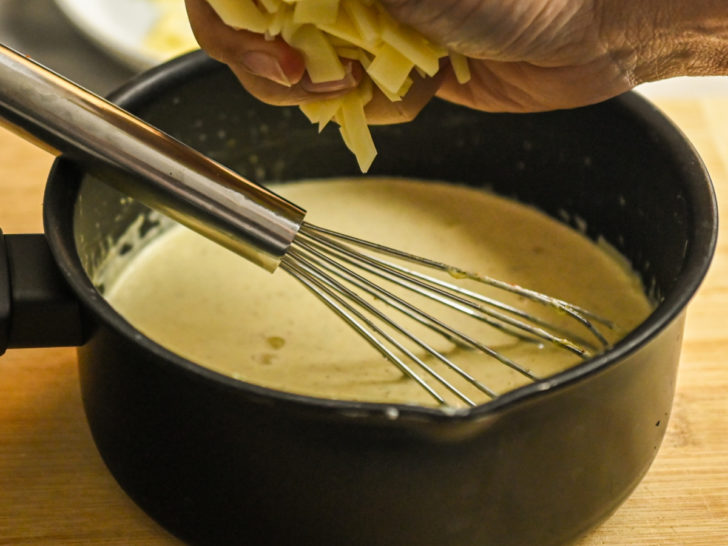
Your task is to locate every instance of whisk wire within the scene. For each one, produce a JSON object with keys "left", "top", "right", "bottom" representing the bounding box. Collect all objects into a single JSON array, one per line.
[
  {"left": 278, "top": 222, "right": 615, "bottom": 406},
  {"left": 297, "top": 224, "right": 602, "bottom": 357},
  {"left": 301, "top": 223, "right": 612, "bottom": 347},
  {"left": 292, "top": 236, "right": 537, "bottom": 380},
  {"left": 281, "top": 258, "right": 447, "bottom": 404},
  {"left": 287, "top": 245, "right": 505, "bottom": 397},
  {"left": 282, "top": 254, "right": 489, "bottom": 405},
  {"left": 298, "top": 232, "right": 541, "bottom": 345}
]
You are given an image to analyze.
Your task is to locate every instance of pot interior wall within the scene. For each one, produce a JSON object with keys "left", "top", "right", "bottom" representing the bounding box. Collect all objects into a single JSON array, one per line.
[{"left": 74, "top": 56, "right": 702, "bottom": 313}]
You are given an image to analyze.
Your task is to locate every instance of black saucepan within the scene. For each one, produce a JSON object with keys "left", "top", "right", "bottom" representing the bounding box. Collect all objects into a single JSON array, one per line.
[{"left": 0, "top": 51, "right": 718, "bottom": 545}]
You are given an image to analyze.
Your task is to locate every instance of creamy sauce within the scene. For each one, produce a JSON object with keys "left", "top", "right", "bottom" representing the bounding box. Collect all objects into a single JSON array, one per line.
[{"left": 105, "top": 178, "right": 653, "bottom": 407}]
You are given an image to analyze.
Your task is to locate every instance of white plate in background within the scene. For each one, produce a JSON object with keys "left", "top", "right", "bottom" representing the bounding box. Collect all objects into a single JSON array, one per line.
[
  {"left": 54, "top": 0, "right": 198, "bottom": 71},
  {"left": 637, "top": 76, "right": 728, "bottom": 99}
]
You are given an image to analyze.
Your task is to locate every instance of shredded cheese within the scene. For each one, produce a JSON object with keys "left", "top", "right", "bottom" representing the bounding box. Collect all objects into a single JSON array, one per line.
[{"left": 205, "top": 0, "right": 471, "bottom": 172}]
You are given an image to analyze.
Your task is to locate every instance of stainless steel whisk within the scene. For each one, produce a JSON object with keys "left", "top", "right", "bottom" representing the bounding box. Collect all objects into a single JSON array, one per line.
[
  {"left": 282, "top": 223, "right": 612, "bottom": 406},
  {"left": 0, "top": 44, "right": 613, "bottom": 406}
]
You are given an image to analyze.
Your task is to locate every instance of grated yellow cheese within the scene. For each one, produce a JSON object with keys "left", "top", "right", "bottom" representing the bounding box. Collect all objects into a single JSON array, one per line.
[
  {"left": 366, "top": 43, "right": 415, "bottom": 96},
  {"left": 205, "top": 0, "right": 471, "bottom": 172},
  {"left": 207, "top": 0, "right": 271, "bottom": 33},
  {"left": 285, "top": 24, "right": 347, "bottom": 83},
  {"left": 449, "top": 51, "right": 471, "bottom": 85},
  {"left": 293, "top": 0, "right": 339, "bottom": 25}
]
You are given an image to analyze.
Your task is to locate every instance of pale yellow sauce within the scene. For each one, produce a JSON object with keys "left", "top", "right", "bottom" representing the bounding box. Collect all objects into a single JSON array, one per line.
[{"left": 105, "top": 178, "right": 652, "bottom": 407}]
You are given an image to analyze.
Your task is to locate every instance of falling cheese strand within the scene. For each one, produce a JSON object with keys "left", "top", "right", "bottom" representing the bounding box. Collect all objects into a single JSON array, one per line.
[{"left": 205, "top": 0, "right": 471, "bottom": 172}]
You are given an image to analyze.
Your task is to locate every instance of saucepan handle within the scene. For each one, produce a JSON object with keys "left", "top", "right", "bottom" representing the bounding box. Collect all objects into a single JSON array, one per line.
[{"left": 0, "top": 230, "right": 84, "bottom": 355}]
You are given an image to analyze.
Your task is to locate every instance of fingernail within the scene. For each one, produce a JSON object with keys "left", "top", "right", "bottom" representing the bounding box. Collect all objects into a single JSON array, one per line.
[{"left": 240, "top": 51, "right": 292, "bottom": 87}]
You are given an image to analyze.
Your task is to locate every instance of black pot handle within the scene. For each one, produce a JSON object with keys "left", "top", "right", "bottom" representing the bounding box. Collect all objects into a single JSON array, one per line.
[{"left": 0, "top": 230, "right": 84, "bottom": 355}]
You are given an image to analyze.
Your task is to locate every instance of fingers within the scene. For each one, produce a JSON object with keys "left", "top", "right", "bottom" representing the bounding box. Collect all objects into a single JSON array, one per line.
[
  {"left": 185, "top": 0, "right": 362, "bottom": 105},
  {"left": 185, "top": 0, "right": 303, "bottom": 84},
  {"left": 364, "top": 69, "right": 444, "bottom": 124},
  {"left": 185, "top": 0, "right": 441, "bottom": 123},
  {"left": 226, "top": 60, "right": 363, "bottom": 106}
]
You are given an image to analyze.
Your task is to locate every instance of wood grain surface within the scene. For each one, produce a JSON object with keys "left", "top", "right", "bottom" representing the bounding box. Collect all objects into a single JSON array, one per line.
[{"left": 0, "top": 98, "right": 726, "bottom": 545}]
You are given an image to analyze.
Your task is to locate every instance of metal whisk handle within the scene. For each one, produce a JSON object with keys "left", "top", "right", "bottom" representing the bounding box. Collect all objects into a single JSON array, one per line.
[{"left": 0, "top": 44, "right": 305, "bottom": 272}]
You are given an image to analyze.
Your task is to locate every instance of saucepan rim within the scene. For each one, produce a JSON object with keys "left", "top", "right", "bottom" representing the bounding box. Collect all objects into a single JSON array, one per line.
[{"left": 42, "top": 52, "right": 719, "bottom": 422}]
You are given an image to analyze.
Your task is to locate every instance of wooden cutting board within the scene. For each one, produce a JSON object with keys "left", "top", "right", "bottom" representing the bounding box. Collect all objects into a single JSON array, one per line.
[{"left": 1, "top": 98, "right": 726, "bottom": 545}]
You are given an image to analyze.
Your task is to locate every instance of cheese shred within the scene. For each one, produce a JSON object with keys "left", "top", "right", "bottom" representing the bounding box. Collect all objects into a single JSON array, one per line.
[{"left": 206, "top": 0, "right": 471, "bottom": 172}]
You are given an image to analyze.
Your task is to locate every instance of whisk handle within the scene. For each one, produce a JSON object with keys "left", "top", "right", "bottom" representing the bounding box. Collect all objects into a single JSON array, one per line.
[{"left": 0, "top": 44, "right": 305, "bottom": 272}]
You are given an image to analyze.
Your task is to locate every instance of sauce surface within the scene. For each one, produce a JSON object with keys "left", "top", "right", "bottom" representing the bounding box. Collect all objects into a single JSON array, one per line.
[{"left": 106, "top": 178, "right": 652, "bottom": 407}]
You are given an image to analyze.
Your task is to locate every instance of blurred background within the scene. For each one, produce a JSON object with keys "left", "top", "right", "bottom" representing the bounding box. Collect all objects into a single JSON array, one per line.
[{"left": 0, "top": 0, "right": 196, "bottom": 95}]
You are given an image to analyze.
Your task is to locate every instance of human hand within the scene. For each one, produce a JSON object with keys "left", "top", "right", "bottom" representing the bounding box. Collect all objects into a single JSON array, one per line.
[
  {"left": 185, "top": 0, "right": 728, "bottom": 120},
  {"left": 184, "top": 0, "right": 443, "bottom": 124},
  {"left": 379, "top": 0, "right": 728, "bottom": 112},
  {"left": 378, "top": 0, "right": 634, "bottom": 113}
]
